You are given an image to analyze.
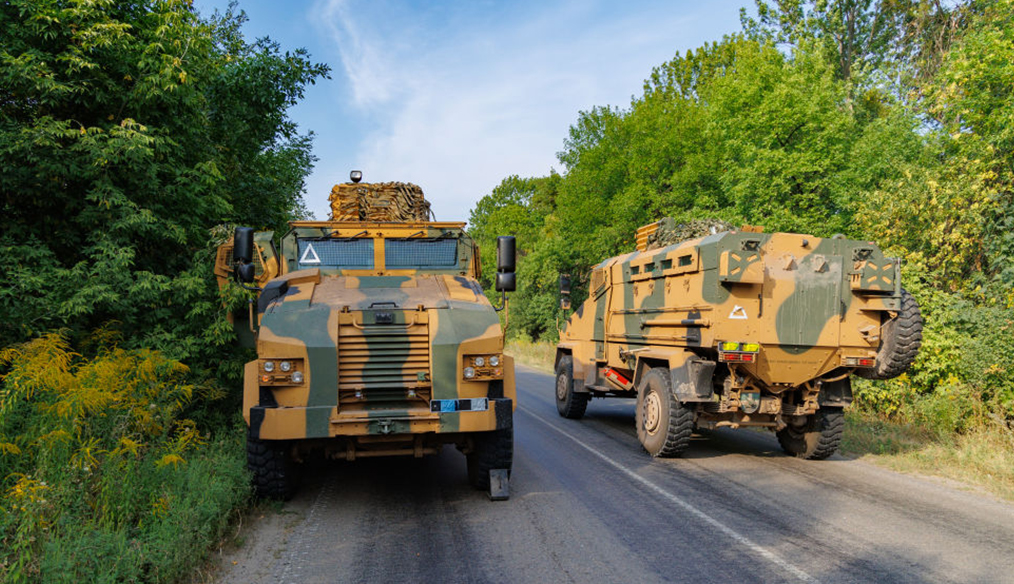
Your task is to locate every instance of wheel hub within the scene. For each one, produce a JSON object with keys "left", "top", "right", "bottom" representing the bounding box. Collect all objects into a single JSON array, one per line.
[
  {"left": 556, "top": 375, "right": 568, "bottom": 400},
  {"left": 643, "top": 392, "right": 662, "bottom": 435}
]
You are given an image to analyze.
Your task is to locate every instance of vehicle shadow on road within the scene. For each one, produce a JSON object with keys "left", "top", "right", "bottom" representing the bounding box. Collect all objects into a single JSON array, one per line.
[
  {"left": 295, "top": 446, "right": 484, "bottom": 502},
  {"left": 579, "top": 400, "right": 851, "bottom": 463}
]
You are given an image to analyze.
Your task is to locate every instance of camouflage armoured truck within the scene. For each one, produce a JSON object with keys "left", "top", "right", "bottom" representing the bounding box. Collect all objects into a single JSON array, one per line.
[
  {"left": 555, "top": 220, "right": 922, "bottom": 460},
  {"left": 219, "top": 173, "right": 517, "bottom": 499}
]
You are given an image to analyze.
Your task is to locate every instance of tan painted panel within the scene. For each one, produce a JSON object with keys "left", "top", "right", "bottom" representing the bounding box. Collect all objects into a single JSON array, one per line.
[{"left": 243, "top": 360, "right": 259, "bottom": 426}]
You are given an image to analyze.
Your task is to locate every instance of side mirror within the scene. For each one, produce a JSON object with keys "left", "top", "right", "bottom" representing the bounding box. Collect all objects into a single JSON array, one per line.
[
  {"left": 234, "top": 227, "right": 256, "bottom": 285},
  {"left": 495, "top": 271, "right": 516, "bottom": 292},
  {"left": 237, "top": 262, "right": 256, "bottom": 284},
  {"left": 560, "top": 297, "right": 571, "bottom": 310},
  {"left": 234, "top": 227, "right": 255, "bottom": 263},
  {"left": 496, "top": 236, "right": 515, "bottom": 273},
  {"left": 492, "top": 235, "right": 516, "bottom": 311},
  {"left": 559, "top": 274, "right": 571, "bottom": 296}
]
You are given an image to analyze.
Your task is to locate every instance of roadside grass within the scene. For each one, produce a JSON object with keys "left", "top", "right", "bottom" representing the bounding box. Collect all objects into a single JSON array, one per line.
[
  {"left": 506, "top": 338, "right": 1014, "bottom": 502},
  {"left": 842, "top": 412, "right": 1014, "bottom": 501},
  {"left": 506, "top": 338, "right": 555, "bottom": 373}
]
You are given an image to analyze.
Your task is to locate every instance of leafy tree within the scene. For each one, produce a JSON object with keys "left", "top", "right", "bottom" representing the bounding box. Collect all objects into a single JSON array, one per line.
[
  {"left": 553, "top": 37, "right": 870, "bottom": 271},
  {"left": 475, "top": 35, "right": 904, "bottom": 340},
  {"left": 741, "top": 0, "right": 912, "bottom": 86},
  {"left": 889, "top": 0, "right": 967, "bottom": 94},
  {"left": 925, "top": 0, "right": 1014, "bottom": 190},
  {"left": 0, "top": 0, "right": 329, "bottom": 379},
  {"left": 469, "top": 174, "right": 563, "bottom": 339},
  {"left": 856, "top": 0, "right": 1014, "bottom": 292}
]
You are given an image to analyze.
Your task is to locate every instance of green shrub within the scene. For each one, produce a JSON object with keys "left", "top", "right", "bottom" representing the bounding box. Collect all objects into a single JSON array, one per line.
[
  {"left": 853, "top": 277, "right": 1014, "bottom": 434},
  {"left": 0, "top": 331, "right": 249, "bottom": 583}
]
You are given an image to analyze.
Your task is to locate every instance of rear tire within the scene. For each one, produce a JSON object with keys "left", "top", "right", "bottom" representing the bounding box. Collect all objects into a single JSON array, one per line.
[
  {"left": 858, "top": 288, "right": 923, "bottom": 380},
  {"left": 555, "top": 355, "right": 589, "bottom": 419},
  {"left": 247, "top": 431, "right": 299, "bottom": 500},
  {"left": 636, "top": 368, "right": 693, "bottom": 457},
  {"left": 467, "top": 426, "right": 513, "bottom": 490},
  {"left": 776, "top": 407, "right": 844, "bottom": 460}
]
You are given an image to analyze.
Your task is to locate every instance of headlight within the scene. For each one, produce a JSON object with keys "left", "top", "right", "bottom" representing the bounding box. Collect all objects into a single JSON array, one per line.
[
  {"left": 280, "top": 361, "right": 292, "bottom": 372},
  {"left": 474, "top": 356, "right": 485, "bottom": 367},
  {"left": 489, "top": 355, "right": 500, "bottom": 367},
  {"left": 291, "top": 371, "right": 304, "bottom": 383},
  {"left": 464, "top": 366, "right": 475, "bottom": 379},
  {"left": 263, "top": 361, "right": 275, "bottom": 373}
]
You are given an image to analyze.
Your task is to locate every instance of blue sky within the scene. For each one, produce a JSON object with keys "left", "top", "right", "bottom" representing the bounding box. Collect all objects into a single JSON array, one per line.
[{"left": 192, "top": 0, "right": 747, "bottom": 222}]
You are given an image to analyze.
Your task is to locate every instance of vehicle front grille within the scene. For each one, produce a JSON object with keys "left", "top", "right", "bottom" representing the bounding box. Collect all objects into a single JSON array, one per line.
[{"left": 337, "top": 318, "right": 431, "bottom": 409}]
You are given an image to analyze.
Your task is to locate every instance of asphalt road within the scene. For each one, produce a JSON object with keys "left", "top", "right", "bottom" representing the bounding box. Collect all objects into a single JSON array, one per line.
[{"left": 218, "top": 366, "right": 1014, "bottom": 584}]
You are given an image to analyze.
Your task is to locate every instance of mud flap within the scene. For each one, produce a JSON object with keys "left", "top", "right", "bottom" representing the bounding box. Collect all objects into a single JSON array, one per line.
[
  {"left": 670, "top": 358, "right": 717, "bottom": 402},
  {"left": 818, "top": 378, "right": 853, "bottom": 407},
  {"left": 488, "top": 469, "right": 510, "bottom": 501},
  {"left": 249, "top": 406, "right": 266, "bottom": 440}
]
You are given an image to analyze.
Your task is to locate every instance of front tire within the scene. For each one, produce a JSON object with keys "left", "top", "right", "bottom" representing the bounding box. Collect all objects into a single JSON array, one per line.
[
  {"left": 635, "top": 368, "right": 693, "bottom": 457},
  {"left": 247, "top": 431, "right": 299, "bottom": 500},
  {"left": 776, "top": 407, "right": 844, "bottom": 460},
  {"left": 555, "top": 355, "right": 589, "bottom": 419},
  {"left": 467, "top": 427, "right": 514, "bottom": 490}
]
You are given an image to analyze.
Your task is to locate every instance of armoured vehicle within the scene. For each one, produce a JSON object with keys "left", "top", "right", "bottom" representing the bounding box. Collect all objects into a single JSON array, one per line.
[
  {"left": 218, "top": 173, "right": 517, "bottom": 499},
  {"left": 555, "top": 220, "right": 922, "bottom": 459}
]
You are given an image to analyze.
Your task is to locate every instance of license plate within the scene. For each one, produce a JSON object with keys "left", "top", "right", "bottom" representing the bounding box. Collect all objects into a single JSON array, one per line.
[{"left": 430, "top": 398, "right": 488, "bottom": 413}]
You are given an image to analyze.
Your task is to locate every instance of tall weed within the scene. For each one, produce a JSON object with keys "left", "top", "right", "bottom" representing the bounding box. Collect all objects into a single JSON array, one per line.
[{"left": 0, "top": 330, "right": 248, "bottom": 583}]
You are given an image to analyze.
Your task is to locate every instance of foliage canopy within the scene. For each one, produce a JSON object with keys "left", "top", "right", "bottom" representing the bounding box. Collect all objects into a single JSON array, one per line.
[
  {"left": 0, "top": 0, "right": 329, "bottom": 377},
  {"left": 0, "top": 1, "right": 328, "bottom": 580}
]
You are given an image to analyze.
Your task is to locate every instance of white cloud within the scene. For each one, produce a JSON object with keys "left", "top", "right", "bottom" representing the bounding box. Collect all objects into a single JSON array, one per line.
[
  {"left": 317, "top": 0, "right": 401, "bottom": 107},
  {"left": 312, "top": 0, "right": 736, "bottom": 222}
]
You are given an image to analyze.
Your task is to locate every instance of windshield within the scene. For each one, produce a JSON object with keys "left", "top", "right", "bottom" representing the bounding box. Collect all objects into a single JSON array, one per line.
[
  {"left": 292, "top": 236, "right": 461, "bottom": 271},
  {"left": 296, "top": 238, "right": 374, "bottom": 269},
  {"left": 384, "top": 238, "right": 458, "bottom": 268}
]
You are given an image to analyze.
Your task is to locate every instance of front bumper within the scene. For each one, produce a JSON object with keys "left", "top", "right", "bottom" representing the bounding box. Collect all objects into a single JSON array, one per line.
[{"left": 249, "top": 397, "right": 514, "bottom": 440}]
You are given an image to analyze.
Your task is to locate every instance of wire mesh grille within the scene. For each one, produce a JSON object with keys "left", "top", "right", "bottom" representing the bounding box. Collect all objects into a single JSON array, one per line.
[
  {"left": 384, "top": 239, "right": 458, "bottom": 268},
  {"left": 297, "top": 238, "right": 374, "bottom": 268}
]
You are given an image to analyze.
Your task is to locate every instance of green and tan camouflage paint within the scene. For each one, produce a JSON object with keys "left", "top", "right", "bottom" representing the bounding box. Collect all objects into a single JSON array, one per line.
[
  {"left": 228, "top": 218, "right": 514, "bottom": 455},
  {"left": 558, "top": 226, "right": 902, "bottom": 428}
]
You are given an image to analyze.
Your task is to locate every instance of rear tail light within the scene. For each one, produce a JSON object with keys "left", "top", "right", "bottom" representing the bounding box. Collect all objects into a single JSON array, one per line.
[
  {"left": 844, "top": 356, "right": 876, "bottom": 368},
  {"left": 720, "top": 352, "right": 756, "bottom": 363},
  {"left": 719, "top": 341, "right": 759, "bottom": 363}
]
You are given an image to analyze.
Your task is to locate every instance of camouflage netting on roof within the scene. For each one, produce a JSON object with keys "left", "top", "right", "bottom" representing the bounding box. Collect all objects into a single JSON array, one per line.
[
  {"left": 328, "top": 181, "right": 433, "bottom": 222},
  {"left": 645, "top": 217, "right": 735, "bottom": 250}
]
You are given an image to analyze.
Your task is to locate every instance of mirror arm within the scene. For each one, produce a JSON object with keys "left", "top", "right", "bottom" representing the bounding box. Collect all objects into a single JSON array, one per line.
[
  {"left": 492, "top": 289, "right": 508, "bottom": 312},
  {"left": 234, "top": 261, "right": 263, "bottom": 292}
]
